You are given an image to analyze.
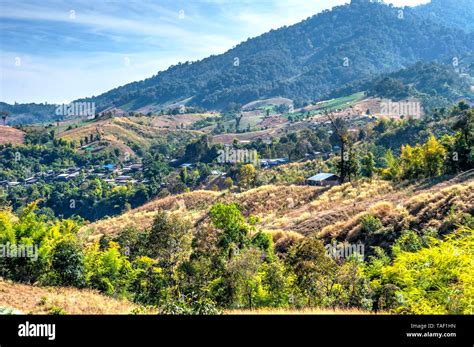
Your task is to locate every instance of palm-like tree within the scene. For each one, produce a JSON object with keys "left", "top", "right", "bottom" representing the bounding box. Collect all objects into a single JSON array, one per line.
[{"left": 0, "top": 111, "right": 9, "bottom": 126}]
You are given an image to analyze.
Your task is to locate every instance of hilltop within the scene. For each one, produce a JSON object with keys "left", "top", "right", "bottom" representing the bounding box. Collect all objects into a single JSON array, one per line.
[
  {"left": 0, "top": 126, "right": 25, "bottom": 145},
  {"left": 3, "top": 0, "right": 473, "bottom": 126},
  {"left": 58, "top": 116, "right": 204, "bottom": 159},
  {"left": 77, "top": 0, "right": 472, "bottom": 111}
]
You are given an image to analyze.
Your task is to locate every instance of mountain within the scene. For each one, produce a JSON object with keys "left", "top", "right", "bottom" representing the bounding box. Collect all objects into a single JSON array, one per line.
[
  {"left": 414, "top": 0, "right": 474, "bottom": 32},
  {"left": 2, "top": 0, "right": 473, "bottom": 123},
  {"left": 330, "top": 60, "right": 474, "bottom": 110},
  {"left": 78, "top": 0, "right": 473, "bottom": 111},
  {"left": 0, "top": 102, "right": 57, "bottom": 125}
]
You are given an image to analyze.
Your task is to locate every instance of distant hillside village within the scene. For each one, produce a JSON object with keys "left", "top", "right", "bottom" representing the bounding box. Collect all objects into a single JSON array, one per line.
[{"left": 0, "top": 163, "right": 144, "bottom": 189}]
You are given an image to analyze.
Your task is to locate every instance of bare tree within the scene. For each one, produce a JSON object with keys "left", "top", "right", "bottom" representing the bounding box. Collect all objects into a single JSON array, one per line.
[{"left": 324, "top": 109, "right": 351, "bottom": 183}]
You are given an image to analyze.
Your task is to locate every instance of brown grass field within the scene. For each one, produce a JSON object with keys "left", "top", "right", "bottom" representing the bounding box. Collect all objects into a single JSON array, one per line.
[
  {"left": 80, "top": 169, "right": 474, "bottom": 260},
  {"left": 0, "top": 126, "right": 25, "bottom": 145},
  {"left": 0, "top": 279, "right": 377, "bottom": 315},
  {"left": 225, "top": 307, "right": 377, "bottom": 315},
  {"left": 0, "top": 279, "right": 139, "bottom": 314}
]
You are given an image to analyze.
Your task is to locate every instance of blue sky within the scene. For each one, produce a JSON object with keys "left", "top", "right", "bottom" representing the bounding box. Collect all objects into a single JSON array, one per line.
[{"left": 0, "top": 0, "right": 430, "bottom": 104}]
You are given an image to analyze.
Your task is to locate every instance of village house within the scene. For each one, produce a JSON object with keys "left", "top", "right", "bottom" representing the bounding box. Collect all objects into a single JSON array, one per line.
[{"left": 306, "top": 173, "right": 340, "bottom": 187}]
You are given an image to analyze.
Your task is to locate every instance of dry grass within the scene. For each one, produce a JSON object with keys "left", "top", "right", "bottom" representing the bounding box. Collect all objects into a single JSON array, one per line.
[
  {"left": 59, "top": 117, "right": 201, "bottom": 158},
  {"left": 404, "top": 181, "right": 474, "bottom": 231},
  {"left": 81, "top": 175, "right": 474, "bottom": 251},
  {"left": 0, "top": 279, "right": 138, "bottom": 314},
  {"left": 235, "top": 185, "right": 322, "bottom": 216},
  {"left": 81, "top": 190, "right": 221, "bottom": 237},
  {"left": 317, "top": 201, "right": 408, "bottom": 241},
  {"left": 309, "top": 180, "right": 394, "bottom": 211},
  {"left": 0, "top": 126, "right": 25, "bottom": 145},
  {"left": 225, "top": 307, "right": 375, "bottom": 315}
]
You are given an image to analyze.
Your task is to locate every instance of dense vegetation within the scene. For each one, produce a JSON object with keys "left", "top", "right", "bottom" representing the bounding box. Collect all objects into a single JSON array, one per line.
[
  {"left": 0, "top": 0, "right": 473, "bottom": 316},
  {"left": 413, "top": 0, "right": 474, "bottom": 32},
  {"left": 0, "top": 196, "right": 472, "bottom": 314},
  {"left": 0, "top": 128, "right": 171, "bottom": 221},
  {"left": 331, "top": 61, "right": 474, "bottom": 111},
  {"left": 74, "top": 1, "right": 473, "bottom": 111},
  {"left": 0, "top": 102, "right": 58, "bottom": 125}
]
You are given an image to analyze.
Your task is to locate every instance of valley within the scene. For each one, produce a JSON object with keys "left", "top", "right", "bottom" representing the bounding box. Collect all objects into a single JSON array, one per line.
[{"left": 0, "top": 0, "right": 473, "bottom": 317}]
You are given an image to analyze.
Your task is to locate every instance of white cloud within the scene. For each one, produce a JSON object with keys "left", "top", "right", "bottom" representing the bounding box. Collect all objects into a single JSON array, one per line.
[{"left": 0, "top": 0, "right": 434, "bottom": 103}]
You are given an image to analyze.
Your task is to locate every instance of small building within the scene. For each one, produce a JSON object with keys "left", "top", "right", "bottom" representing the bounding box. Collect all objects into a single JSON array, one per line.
[
  {"left": 260, "top": 158, "right": 288, "bottom": 168},
  {"left": 129, "top": 163, "right": 143, "bottom": 171},
  {"left": 306, "top": 173, "right": 340, "bottom": 187},
  {"left": 210, "top": 170, "right": 225, "bottom": 176},
  {"left": 56, "top": 173, "right": 70, "bottom": 181},
  {"left": 102, "top": 164, "right": 115, "bottom": 172},
  {"left": 67, "top": 172, "right": 80, "bottom": 180},
  {"left": 66, "top": 167, "right": 80, "bottom": 174},
  {"left": 24, "top": 177, "right": 38, "bottom": 185}
]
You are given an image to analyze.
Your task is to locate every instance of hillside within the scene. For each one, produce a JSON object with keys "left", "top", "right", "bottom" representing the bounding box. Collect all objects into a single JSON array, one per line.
[
  {"left": 0, "top": 279, "right": 138, "bottom": 314},
  {"left": 82, "top": 171, "right": 474, "bottom": 258},
  {"left": 0, "top": 102, "right": 57, "bottom": 125},
  {"left": 331, "top": 61, "right": 474, "bottom": 109},
  {"left": 414, "top": 0, "right": 474, "bottom": 32},
  {"left": 58, "top": 116, "right": 203, "bottom": 158},
  {"left": 3, "top": 1, "right": 473, "bottom": 124},
  {"left": 75, "top": 0, "right": 473, "bottom": 111},
  {"left": 0, "top": 126, "right": 25, "bottom": 145},
  {"left": 0, "top": 279, "right": 371, "bottom": 315}
]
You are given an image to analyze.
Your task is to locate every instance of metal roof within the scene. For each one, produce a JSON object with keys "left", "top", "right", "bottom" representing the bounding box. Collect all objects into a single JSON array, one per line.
[{"left": 307, "top": 173, "right": 338, "bottom": 181}]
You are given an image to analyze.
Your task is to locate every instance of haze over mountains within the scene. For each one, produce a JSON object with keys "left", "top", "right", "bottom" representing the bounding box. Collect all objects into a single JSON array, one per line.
[{"left": 2, "top": 0, "right": 474, "bottom": 123}]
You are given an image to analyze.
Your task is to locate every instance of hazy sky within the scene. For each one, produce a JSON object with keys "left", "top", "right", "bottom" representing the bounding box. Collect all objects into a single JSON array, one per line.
[{"left": 0, "top": 0, "right": 430, "bottom": 104}]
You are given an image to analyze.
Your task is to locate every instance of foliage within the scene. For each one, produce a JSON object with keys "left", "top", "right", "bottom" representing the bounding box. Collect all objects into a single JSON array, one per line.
[
  {"left": 239, "top": 164, "right": 256, "bottom": 190},
  {"left": 378, "top": 227, "right": 474, "bottom": 314},
  {"left": 84, "top": 241, "right": 134, "bottom": 297}
]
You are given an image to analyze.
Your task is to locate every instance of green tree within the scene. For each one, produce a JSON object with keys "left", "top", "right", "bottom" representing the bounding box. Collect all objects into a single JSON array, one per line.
[
  {"left": 84, "top": 241, "right": 134, "bottom": 297},
  {"left": 381, "top": 149, "right": 400, "bottom": 180},
  {"left": 381, "top": 227, "right": 474, "bottom": 314},
  {"left": 226, "top": 247, "right": 263, "bottom": 308},
  {"left": 286, "top": 238, "right": 337, "bottom": 307},
  {"left": 210, "top": 203, "right": 249, "bottom": 256},
  {"left": 224, "top": 177, "right": 234, "bottom": 190},
  {"left": 239, "top": 164, "right": 256, "bottom": 190},
  {"left": 360, "top": 152, "right": 375, "bottom": 178},
  {"left": 423, "top": 135, "right": 446, "bottom": 177},
  {"left": 147, "top": 211, "right": 192, "bottom": 269}
]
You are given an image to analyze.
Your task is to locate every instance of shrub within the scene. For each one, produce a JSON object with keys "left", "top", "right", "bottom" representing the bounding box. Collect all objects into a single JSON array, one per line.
[{"left": 360, "top": 215, "right": 383, "bottom": 234}]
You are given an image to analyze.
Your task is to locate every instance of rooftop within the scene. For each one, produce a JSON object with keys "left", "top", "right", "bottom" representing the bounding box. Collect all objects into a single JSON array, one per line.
[{"left": 307, "top": 173, "right": 339, "bottom": 181}]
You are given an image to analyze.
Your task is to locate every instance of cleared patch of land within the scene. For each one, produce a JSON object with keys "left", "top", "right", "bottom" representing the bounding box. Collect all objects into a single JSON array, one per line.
[
  {"left": 0, "top": 280, "right": 138, "bottom": 314},
  {"left": 0, "top": 126, "right": 25, "bottom": 145},
  {"left": 58, "top": 116, "right": 203, "bottom": 159}
]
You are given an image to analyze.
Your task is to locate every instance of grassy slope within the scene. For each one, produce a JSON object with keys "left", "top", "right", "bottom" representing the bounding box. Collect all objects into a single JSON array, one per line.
[
  {"left": 81, "top": 171, "right": 474, "bottom": 248},
  {"left": 0, "top": 278, "right": 374, "bottom": 314},
  {"left": 0, "top": 279, "right": 138, "bottom": 314},
  {"left": 0, "top": 126, "right": 25, "bottom": 145},
  {"left": 5, "top": 172, "right": 473, "bottom": 314},
  {"left": 58, "top": 116, "right": 203, "bottom": 159}
]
